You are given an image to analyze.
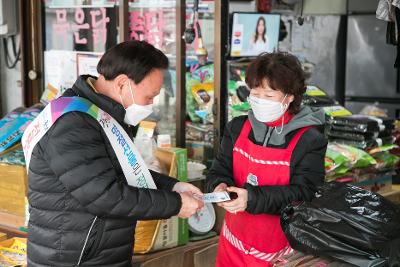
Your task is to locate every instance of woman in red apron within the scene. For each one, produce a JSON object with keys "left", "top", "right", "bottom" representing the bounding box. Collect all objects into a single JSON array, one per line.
[{"left": 206, "top": 52, "right": 327, "bottom": 267}]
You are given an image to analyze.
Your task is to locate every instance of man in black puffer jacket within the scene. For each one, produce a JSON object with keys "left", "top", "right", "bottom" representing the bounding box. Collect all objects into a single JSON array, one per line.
[{"left": 27, "top": 41, "right": 203, "bottom": 267}]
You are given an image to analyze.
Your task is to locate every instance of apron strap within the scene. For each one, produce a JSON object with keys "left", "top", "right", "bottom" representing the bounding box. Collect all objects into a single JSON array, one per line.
[{"left": 286, "top": 126, "right": 313, "bottom": 152}]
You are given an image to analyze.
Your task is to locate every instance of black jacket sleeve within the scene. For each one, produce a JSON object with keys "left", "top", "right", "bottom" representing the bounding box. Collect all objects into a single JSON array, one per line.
[
  {"left": 244, "top": 128, "right": 327, "bottom": 215},
  {"left": 205, "top": 121, "right": 237, "bottom": 193},
  {"left": 42, "top": 112, "right": 182, "bottom": 220},
  {"left": 150, "top": 170, "right": 178, "bottom": 191}
]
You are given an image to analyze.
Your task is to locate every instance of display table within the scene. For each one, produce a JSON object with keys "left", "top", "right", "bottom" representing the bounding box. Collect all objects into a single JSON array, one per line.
[
  {"left": 132, "top": 236, "right": 218, "bottom": 267},
  {"left": 0, "top": 225, "right": 218, "bottom": 267},
  {"left": 380, "top": 187, "right": 400, "bottom": 203}
]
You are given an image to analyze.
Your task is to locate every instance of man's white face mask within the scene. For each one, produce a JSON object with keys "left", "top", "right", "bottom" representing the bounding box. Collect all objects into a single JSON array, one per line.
[{"left": 120, "top": 81, "right": 153, "bottom": 126}]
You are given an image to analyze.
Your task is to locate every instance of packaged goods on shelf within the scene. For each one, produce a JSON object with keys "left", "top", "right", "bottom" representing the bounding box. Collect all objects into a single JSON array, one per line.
[
  {"left": 0, "top": 238, "right": 27, "bottom": 267},
  {"left": 186, "top": 64, "right": 214, "bottom": 123},
  {"left": 0, "top": 104, "right": 43, "bottom": 153},
  {"left": 191, "top": 83, "right": 214, "bottom": 123},
  {"left": 328, "top": 136, "right": 395, "bottom": 150},
  {"left": 326, "top": 115, "right": 395, "bottom": 134},
  {"left": 0, "top": 145, "right": 25, "bottom": 166},
  {"left": 0, "top": 108, "right": 26, "bottom": 129},
  {"left": 302, "top": 85, "right": 336, "bottom": 107},
  {"left": 326, "top": 143, "right": 377, "bottom": 171}
]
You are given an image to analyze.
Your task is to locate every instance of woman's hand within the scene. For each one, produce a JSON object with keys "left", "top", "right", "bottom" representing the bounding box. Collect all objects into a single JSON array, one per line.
[
  {"left": 213, "top": 183, "right": 228, "bottom": 192},
  {"left": 218, "top": 186, "right": 248, "bottom": 214}
]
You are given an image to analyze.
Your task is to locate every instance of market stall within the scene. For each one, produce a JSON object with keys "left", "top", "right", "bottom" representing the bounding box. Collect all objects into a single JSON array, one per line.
[{"left": 1, "top": 0, "right": 400, "bottom": 266}]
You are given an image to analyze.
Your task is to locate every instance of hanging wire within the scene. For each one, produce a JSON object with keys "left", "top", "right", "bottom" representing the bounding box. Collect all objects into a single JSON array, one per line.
[{"left": 2, "top": 35, "right": 21, "bottom": 69}]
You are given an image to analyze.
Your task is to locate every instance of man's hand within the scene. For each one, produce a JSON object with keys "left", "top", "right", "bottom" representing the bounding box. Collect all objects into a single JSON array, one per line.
[
  {"left": 177, "top": 192, "right": 204, "bottom": 218},
  {"left": 172, "top": 182, "right": 203, "bottom": 196},
  {"left": 218, "top": 187, "right": 248, "bottom": 214}
]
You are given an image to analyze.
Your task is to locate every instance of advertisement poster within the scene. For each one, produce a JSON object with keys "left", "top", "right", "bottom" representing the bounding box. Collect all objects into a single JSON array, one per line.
[{"left": 230, "top": 13, "right": 280, "bottom": 57}]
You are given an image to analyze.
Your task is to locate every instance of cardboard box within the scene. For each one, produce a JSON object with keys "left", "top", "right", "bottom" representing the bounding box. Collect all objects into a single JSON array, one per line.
[
  {"left": 0, "top": 211, "right": 25, "bottom": 229},
  {"left": 155, "top": 147, "right": 188, "bottom": 182},
  {"left": 134, "top": 147, "right": 189, "bottom": 254},
  {"left": 155, "top": 147, "right": 188, "bottom": 247},
  {"left": 0, "top": 164, "right": 27, "bottom": 218},
  {"left": 0, "top": 232, "right": 7, "bottom": 242}
]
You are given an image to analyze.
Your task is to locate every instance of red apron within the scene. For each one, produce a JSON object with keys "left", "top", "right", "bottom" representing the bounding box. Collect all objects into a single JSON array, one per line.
[{"left": 216, "top": 120, "right": 310, "bottom": 267}]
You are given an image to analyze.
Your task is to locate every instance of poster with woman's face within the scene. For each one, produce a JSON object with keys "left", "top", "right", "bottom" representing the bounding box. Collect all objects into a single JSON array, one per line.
[{"left": 230, "top": 13, "right": 280, "bottom": 57}]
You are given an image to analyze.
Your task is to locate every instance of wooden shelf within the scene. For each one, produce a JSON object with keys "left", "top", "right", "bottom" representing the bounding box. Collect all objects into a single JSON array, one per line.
[
  {"left": 379, "top": 188, "right": 400, "bottom": 203},
  {"left": 0, "top": 224, "right": 27, "bottom": 238},
  {"left": 132, "top": 236, "right": 218, "bottom": 263}
]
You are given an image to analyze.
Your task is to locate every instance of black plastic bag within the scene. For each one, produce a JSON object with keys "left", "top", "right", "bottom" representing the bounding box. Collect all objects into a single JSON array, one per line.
[
  {"left": 281, "top": 182, "right": 400, "bottom": 267},
  {"left": 302, "top": 95, "right": 336, "bottom": 107},
  {"left": 326, "top": 126, "right": 379, "bottom": 141}
]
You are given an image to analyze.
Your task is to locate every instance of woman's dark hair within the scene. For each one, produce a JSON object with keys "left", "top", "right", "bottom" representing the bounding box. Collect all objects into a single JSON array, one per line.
[
  {"left": 254, "top": 17, "right": 267, "bottom": 43},
  {"left": 245, "top": 52, "right": 306, "bottom": 114},
  {"left": 97, "top": 40, "right": 169, "bottom": 84}
]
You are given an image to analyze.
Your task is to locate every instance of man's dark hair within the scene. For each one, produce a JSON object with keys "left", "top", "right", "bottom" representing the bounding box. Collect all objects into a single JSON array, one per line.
[
  {"left": 245, "top": 52, "right": 306, "bottom": 114},
  {"left": 97, "top": 40, "right": 169, "bottom": 84}
]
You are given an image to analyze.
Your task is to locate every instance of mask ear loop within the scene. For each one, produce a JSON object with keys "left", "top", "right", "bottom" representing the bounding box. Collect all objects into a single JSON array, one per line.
[
  {"left": 119, "top": 95, "right": 125, "bottom": 109},
  {"left": 120, "top": 81, "right": 135, "bottom": 109},
  {"left": 275, "top": 114, "right": 285, "bottom": 134},
  {"left": 128, "top": 81, "right": 135, "bottom": 104},
  {"left": 275, "top": 94, "right": 288, "bottom": 135}
]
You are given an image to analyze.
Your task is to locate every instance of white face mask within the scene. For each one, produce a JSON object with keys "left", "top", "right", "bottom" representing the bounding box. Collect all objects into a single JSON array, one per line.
[
  {"left": 248, "top": 94, "right": 288, "bottom": 123},
  {"left": 120, "top": 82, "right": 153, "bottom": 126}
]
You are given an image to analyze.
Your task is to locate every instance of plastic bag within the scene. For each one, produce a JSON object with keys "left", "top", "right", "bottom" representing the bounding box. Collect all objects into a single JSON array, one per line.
[
  {"left": 372, "top": 152, "right": 400, "bottom": 170},
  {"left": 359, "top": 104, "right": 388, "bottom": 118},
  {"left": 323, "top": 105, "right": 352, "bottom": 119},
  {"left": 329, "top": 137, "right": 395, "bottom": 150},
  {"left": 327, "top": 143, "right": 377, "bottom": 169},
  {"left": 281, "top": 182, "right": 400, "bottom": 267},
  {"left": 135, "top": 137, "right": 166, "bottom": 174},
  {"left": 325, "top": 147, "right": 351, "bottom": 175},
  {"left": 327, "top": 115, "right": 395, "bottom": 134},
  {"left": 0, "top": 107, "right": 26, "bottom": 129},
  {"left": 0, "top": 104, "right": 43, "bottom": 153},
  {"left": 0, "top": 238, "right": 27, "bottom": 267},
  {"left": 302, "top": 85, "right": 336, "bottom": 107},
  {"left": 0, "top": 146, "right": 25, "bottom": 166},
  {"left": 369, "top": 144, "right": 398, "bottom": 155},
  {"left": 326, "top": 127, "right": 378, "bottom": 142}
]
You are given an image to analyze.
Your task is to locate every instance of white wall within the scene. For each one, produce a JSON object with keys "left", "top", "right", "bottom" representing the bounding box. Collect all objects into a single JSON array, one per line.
[
  {"left": 0, "top": 34, "right": 23, "bottom": 115},
  {"left": 303, "top": 0, "right": 378, "bottom": 14},
  {"left": 229, "top": 0, "right": 256, "bottom": 13}
]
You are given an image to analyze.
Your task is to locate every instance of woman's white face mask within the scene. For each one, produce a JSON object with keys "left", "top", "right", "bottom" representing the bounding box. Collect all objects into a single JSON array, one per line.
[
  {"left": 248, "top": 94, "right": 288, "bottom": 123},
  {"left": 120, "top": 82, "right": 153, "bottom": 126}
]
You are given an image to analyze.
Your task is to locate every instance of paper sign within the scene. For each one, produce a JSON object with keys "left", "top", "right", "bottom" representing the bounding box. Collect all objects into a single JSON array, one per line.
[{"left": 76, "top": 53, "right": 102, "bottom": 76}]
